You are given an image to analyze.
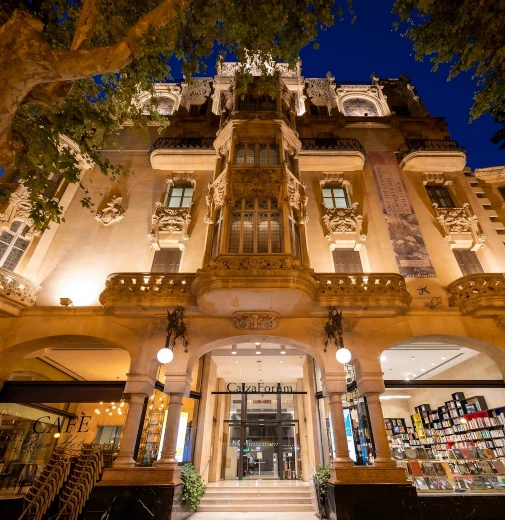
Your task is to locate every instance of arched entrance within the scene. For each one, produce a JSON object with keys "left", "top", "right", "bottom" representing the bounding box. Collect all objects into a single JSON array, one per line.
[{"left": 185, "top": 336, "right": 325, "bottom": 483}]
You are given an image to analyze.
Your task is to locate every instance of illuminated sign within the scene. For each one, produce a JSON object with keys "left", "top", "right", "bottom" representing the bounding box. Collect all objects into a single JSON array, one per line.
[{"left": 225, "top": 382, "right": 293, "bottom": 393}]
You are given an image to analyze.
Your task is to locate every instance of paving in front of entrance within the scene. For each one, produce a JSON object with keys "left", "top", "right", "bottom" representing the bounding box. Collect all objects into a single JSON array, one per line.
[{"left": 194, "top": 480, "right": 318, "bottom": 518}]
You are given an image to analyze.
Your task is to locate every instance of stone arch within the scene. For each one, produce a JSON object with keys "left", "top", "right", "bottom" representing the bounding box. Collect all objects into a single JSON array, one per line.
[
  {"left": 341, "top": 95, "right": 381, "bottom": 117},
  {"left": 179, "top": 319, "right": 344, "bottom": 393},
  {"left": 352, "top": 317, "right": 505, "bottom": 379},
  {"left": 0, "top": 318, "right": 146, "bottom": 382},
  {"left": 138, "top": 84, "right": 182, "bottom": 115}
]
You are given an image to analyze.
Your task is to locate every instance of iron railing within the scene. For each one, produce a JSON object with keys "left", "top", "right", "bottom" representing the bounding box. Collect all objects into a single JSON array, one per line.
[
  {"left": 149, "top": 137, "right": 214, "bottom": 153},
  {"left": 396, "top": 139, "right": 465, "bottom": 163},
  {"left": 299, "top": 138, "right": 365, "bottom": 155}
]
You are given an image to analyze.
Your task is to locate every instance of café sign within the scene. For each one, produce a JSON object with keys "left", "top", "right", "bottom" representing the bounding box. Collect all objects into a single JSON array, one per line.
[{"left": 226, "top": 382, "right": 294, "bottom": 393}]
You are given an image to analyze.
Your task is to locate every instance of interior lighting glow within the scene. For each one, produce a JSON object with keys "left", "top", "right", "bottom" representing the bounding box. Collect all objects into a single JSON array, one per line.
[
  {"left": 61, "top": 276, "right": 101, "bottom": 306},
  {"left": 157, "top": 347, "right": 174, "bottom": 364},
  {"left": 280, "top": 345, "right": 286, "bottom": 355},
  {"left": 380, "top": 355, "right": 386, "bottom": 362},
  {"left": 256, "top": 344, "right": 262, "bottom": 354},
  {"left": 379, "top": 395, "right": 412, "bottom": 400},
  {"left": 336, "top": 348, "right": 352, "bottom": 364},
  {"left": 231, "top": 344, "right": 238, "bottom": 355},
  {"left": 54, "top": 433, "right": 61, "bottom": 438}
]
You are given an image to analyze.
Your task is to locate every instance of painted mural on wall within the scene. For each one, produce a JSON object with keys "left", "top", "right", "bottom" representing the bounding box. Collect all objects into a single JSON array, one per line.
[{"left": 369, "top": 152, "right": 437, "bottom": 278}]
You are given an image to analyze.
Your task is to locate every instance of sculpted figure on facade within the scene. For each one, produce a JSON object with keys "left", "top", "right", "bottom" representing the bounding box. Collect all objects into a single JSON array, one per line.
[
  {"left": 0, "top": 183, "right": 40, "bottom": 239},
  {"left": 95, "top": 195, "right": 125, "bottom": 226},
  {"left": 205, "top": 170, "right": 230, "bottom": 224}
]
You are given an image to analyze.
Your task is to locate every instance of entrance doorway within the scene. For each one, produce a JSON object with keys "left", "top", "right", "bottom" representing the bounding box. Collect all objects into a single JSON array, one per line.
[{"left": 220, "top": 391, "right": 304, "bottom": 480}]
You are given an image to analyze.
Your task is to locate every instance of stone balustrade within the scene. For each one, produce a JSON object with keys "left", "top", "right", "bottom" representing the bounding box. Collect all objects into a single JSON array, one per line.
[
  {"left": 99, "top": 273, "right": 197, "bottom": 311},
  {"left": 99, "top": 267, "right": 411, "bottom": 317},
  {"left": 0, "top": 268, "right": 41, "bottom": 316},
  {"left": 446, "top": 273, "right": 505, "bottom": 317},
  {"left": 314, "top": 273, "right": 412, "bottom": 314}
]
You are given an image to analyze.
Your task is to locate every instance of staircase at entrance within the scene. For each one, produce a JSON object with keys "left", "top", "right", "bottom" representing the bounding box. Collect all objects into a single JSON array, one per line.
[{"left": 197, "top": 481, "right": 313, "bottom": 513}]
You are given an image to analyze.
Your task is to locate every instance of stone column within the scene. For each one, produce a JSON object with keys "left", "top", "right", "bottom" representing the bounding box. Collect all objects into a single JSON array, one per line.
[
  {"left": 156, "top": 392, "right": 184, "bottom": 468},
  {"left": 328, "top": 393, "right": 354, "bottom": 467},
  {"left": 364, "top": 392, "right": 396, "bottom": 467},
  {"left": 113, "top": 393, "right": 148, "bottom": 467}
]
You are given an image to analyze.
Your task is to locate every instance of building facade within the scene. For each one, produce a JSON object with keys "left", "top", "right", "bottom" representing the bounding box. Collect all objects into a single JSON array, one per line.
[{"left": 1, "top": 62, "right": 505, "bottom": 518}]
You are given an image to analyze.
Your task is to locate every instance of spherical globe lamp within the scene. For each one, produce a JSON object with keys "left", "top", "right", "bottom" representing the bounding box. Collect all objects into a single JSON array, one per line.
[
  {"left": 336, "top": 347, "right": 352, "bottom": 364},
  {"left": 157, "top": 347, "right": 174, "bottom": 364}
]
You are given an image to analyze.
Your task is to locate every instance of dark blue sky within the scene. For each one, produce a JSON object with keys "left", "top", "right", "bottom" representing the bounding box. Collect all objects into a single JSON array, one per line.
[{"left": 176, "top": 0, "right": 504, "bottom": 170}]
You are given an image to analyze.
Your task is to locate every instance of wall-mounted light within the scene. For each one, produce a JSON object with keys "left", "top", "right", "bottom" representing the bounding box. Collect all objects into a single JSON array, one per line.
[
  {"left": 231, "top": 344, "right": 238, "bottom": 355},
  {"left": 255, "top": 343, "right": 262, "bottom": 355},
  {"left": 59, "top": 297, "right": 74, "bottom": 310},
  {"left": 280, "top": 345, "right": 286, "bottom": 355},
  {"left": 156, "top": 308, "right": 187, "bottom": 365},
  {"left": 324, "top": 308, "right": 352, "bottom": 364}
]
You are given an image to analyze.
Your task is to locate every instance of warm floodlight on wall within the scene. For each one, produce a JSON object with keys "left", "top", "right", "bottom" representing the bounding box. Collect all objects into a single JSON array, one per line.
[
  {"left": 280, "top": 345, "right": 286, "bottom": 355},
  {"left": 324, "top": 308, "right": 352, "bottom": 364},
  {"left": 255, "top": 343, "right": 262, "bottom": 355},
  {"left": 60, "top": 297, "right": 74, "bottom": 310},
  {"left": 156, "top": 308, "right": 188, "bottom": 365},
  {"left": 231, "top": 344, "right": 238, "bottom": 355}
]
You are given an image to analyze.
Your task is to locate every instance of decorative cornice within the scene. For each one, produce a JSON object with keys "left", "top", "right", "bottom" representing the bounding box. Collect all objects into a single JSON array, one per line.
[{"left": 232, "top": 312, "right": 279, "bottom": 330}]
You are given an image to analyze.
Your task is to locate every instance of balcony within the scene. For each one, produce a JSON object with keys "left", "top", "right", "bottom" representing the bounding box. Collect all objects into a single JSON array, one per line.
[
  {"left": 396, "top": 139, "right": 466, "bottom": 172},
  {"left": 99, "top": 273, "right": 197, "bottom": 313},
  {"left": 314, "top": 273, "right": 412, "bottom": 315},
  {"left": 191, "top": 255, "right": 319, "bottom": 317},
  {"left": 446, "top": 274, "right": 505, "bottom": 317},
  {"left": 298, "top": 138, "right": 366, "bottom": 172},
  {"left": 0, "top": 268, "right": 40, "bottom": 317},
  {"left": 149, "top": 137, "right": 215, "bottom": 170}
]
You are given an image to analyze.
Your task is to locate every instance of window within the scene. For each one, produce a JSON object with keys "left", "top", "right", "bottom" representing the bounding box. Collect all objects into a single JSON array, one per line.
[
  {"left": 342, "top": 98, "right": 379, "bottom": 117},
  {"left": 211, "top": 209, "right": 223, "bottom": 257},
  {"left": 426, "top": 186, "right": 455, "bottom": 208},
  {"left": 453, "top": 249, "right": 483, "bottom": 277},
  {"left": 0, "top": 221, "right": 30, "bottom": 271},
  {"left": 166, "top": 183, "right": 193, "bottom": 208},
  {"left": 238, "top": 95, "right": 275, "bottom": 111},
  {"left": 322, "top": 186, "right": 349, "bottom": 208},
  {"left": 189, "top": 102, "right": 207, "bottom": 116},
  {"left": 332, "top": 249, "right": 363, "bottom": 273},
  {"left": 228, "top": 199, "right": 283, "bottom": 254},
  {"left": 288, "top": 209, "right": 302, "bottom": 260},
  {"left": 234, "top": 143, "right": 279, "bottom": 166},
  {"left": 310, "top": 104, "right": 328, "bottom": 116},
  {"left": 151, "top": 248, "right": 182, "bottom": 273},
  {"left": 142, "top": 96, "right": 175, "bottom": 115}
]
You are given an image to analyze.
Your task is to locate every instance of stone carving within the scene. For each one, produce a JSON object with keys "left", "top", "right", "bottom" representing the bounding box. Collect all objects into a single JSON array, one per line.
[
  {"left": 425, "top": 297, "right": 443, "bottom": 311},
  {"left": 199, "top": 255, "right": 314, "bottom": 274},
  {"left": 306, "top": 78, "right": 332, "bottom": 106},
  {"left": 172, "top": 171, "right": 196, "bottom": 185},
  {"left": 149, "top": 202, "right": 192, "bottom": 249},
  {"left": 323, "top": 202, "right": 363, "bottom": 234},
  {"left": 95, "top": 196, "right": 125, "bottom": 226},
  {"left": 422, "top": 173, "right": 451, "bottom": 186},
  {"left": 0, "top": 267, "right": 40, "bottom": 307},
  {"left": 232, "top": 312, "right": 279, "bottom": 330},
  {"left": 282, "top": 170, "right": 308, "bottom": 223},
  {"left": 319, "top": 173, "right": 345, "bottom": 186},
  {"left": 495, "top": 316, "right": 505, "bottom": 331},
  {"left": 218, "top": 62, "right": 241, "bottom": 77},
  {"left": 0, "top": 183, "right": 40, "bottom": 239},
  {"left": 184, "top": 78, "right": 212, "bottom": 105},
  {"left": 205, "top": 170, "right": 231, "bottom": 223},
  {"left": 230, "top": 167, "right": 283, "bottom": 201},
  {"left": 342, "top": 314, "right": 358, "bottom": 332},
  {"left": 335, "top": 84, "right": 389, "bottom": 117},
  {"left": 433, "top": 203, "right": 485, "bottom": 248}
]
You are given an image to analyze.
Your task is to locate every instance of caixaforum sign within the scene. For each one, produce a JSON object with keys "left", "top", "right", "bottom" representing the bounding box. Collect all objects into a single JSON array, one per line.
[{"left": 226, "top": 382, "right": 294, "bottom": 393}]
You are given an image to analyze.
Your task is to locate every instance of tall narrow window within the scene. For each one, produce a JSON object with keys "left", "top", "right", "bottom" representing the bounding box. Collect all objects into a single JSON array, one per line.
[
  {"left": 332, "top": 249, "right": 362, "bottom": 273},
  {"left": 0, "top": 221, "right": 30, "bottom": 272},
  {"left": 151, "top": 248, "right": 182, "bottom": 273},
  {"left": 211, "top": 210, "right": 223, "bottom": 257},
  {"left": 453, "top": 249, "right": 483, "bottom": 277},
  {"left": 235, "top": 144, "right": 245, "bottom": 164},
  {"left": 166, "top": 183, "right": 193, "bottom": 208},
  {"left": 269, "top": 145, "right": 279, "bottom": 165},
  {"left": 228, "top": 199, "right": 283, "bottom": 254},
  {"left": 246, "top": 145, "right": 255, "bottom": 164},
  {"left": 288, "top": 209, "right": 302, "bottom": 260},
  {"left": 322, "top": 186, "right": 349, "bottom": 208},
  {"left": 426, "top": 186, "right": 455, "bottom": 208}
]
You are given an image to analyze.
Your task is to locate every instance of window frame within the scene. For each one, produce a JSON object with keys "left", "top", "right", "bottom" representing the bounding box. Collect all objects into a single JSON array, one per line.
[
  {"left": 331, "top": 249, "right": 363, "bottom": 273},
  {"left": 426, "top": 185, "right": 455, "bottom": 208},
  {"left": 0, "top": 221, "right": 31, "bottom": 272},
  {"left": 164, "top": 183, "right": 194, "bottom": 209},
  {"left": 234, "top": 143, "right": 280, "bottom": 166},
  {"left": 453, "top": 249, "right": 484, "bottom": 277},
  {"left": 322, "top": 185, "right": 350, "bottom": 209},
  {"left": 151, "top": 248, "right": 182, "bottom": 273},
  {"left": 228, "top": 198, "right": 283, "bottom": 254}
]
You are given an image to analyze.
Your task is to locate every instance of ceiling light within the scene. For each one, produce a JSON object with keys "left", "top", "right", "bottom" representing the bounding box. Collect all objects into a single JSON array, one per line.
[
  {"left": 255, "top": 342, "right": 261, "bottom": 346},
  {"left": 380, "top": 395, "right": 411, "bottom": 400},
  {"left": 380, "top": 355, "right": 386, "bottom": 362},
  {"left": 412, "top": 373, "right": 417, "bottom": 377},
  {"left": 256, "top": 344, "right": 261, "bottom": 354},
  {"left": 421, "top": 368, "right": 426, "bottom": 371},
  {"left": 235, "top": 360, "right": 240, "bottom": 364},
  {"left": 231, "top": 344, "right": 237, "bottom": 355},
  {"left": 280, "top": 345, "right": 286, "bottom": 355},
  {"left": 278, "top": 371, "right": 282, "bottom": 374},
  {"left": 157, "top": 347, "right": 174, "bottom": 364},
  {"left": 239, "top": 371, "right": 243, "bottom": 374},
  {"left": 404, "top": 377, "right": 410, "bottom": 381},
  {"left": 442, "top": 356, "right": 446, "bottom": 360},
  {"left": 431, "top": 363, "right": 435, "bottom": 366},
  {"left": 279, "top": 360, "right": 284, "bottom": 364},
  {"left": 411, "top": 356, "right": 415, "bottom": 359}
]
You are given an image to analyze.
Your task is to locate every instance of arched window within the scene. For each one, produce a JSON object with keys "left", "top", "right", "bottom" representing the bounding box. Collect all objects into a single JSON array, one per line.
[
  {"left": 142, "top": 96, "right": 175, "bottom": 115},
  {"left": 342, "top": 98, "right": 379, "bottom": 117},
  {"left": 228, "top": 199, "right": 283, "bottom": 254},
  {"left": 0, "top": 221, "right": 30, "bottom": 271}
]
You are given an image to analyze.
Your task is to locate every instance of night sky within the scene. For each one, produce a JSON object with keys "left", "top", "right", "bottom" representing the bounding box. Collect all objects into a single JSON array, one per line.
[{"left": 175, "top": 0, "right": 504, "bottom": 171}]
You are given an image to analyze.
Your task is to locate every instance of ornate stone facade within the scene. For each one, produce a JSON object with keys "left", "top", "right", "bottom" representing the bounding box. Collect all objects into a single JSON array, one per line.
[
  {"left": 0, "top": 183, "right": 40, "bottom": 239},
  {"left": 433, "top": 203, "right": 485, "bottom": 250},
  {"left": 232, "top": 312, "right": 278, "bottom": 330},
  {"left": 95, "top": 196, "right": 125, "bottom": 226}
]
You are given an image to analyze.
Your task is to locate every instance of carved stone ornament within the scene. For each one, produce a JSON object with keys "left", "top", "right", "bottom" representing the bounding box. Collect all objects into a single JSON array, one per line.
[
  {"left": 205, "top": 170, "right": 231, "bottom": 223},
  {"left": 323, "top": 202, "right": 366, "bottom": 250},
  {"left": 305, "top": 78, "right": 333, "bottom": 107},
  {"left": 199, "top": 255, "right": 314, "bottom": 275},
  {"left": 231, "top": 167, "right": 283, "bottom": 202},
  {"left": 184, "top": 78, "right": 212, "bottom": 105},
  {"left": 495, "top": 316, "right": 505, "bottom": 332},
  {"left": 150, "top": 202, "right": 191, "bottom": 249},
  {"left": 319, "top": 172, "right": 345, "bottom": 187},
  {"left": 95, "top": 196, "right": 125, "bottom": 226},
  {"left": 342, "top": 315, "right": 358, "bottom": 332},
  {"left": 282, "top": 170, "right": 308, "bottom": 223},
  {"left": 433, "top": 203, "right": 485, "bottom": 249},
  {"left": 172, "top": 171, "right": 196, "bottom": 185},
  {"left": 233, "top": 312, "right": 279, "bottom": 330},
  {"left": 422, "top": 172, "right": 451, "bottom": 186},
  {"left": 0, "top": 183, "right": 40, "bottom": 239}
]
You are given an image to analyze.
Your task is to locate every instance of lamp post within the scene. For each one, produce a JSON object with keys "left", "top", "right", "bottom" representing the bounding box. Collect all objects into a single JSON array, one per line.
[{"left": 156, "top": 307, "right": 187, "bottom": 364}]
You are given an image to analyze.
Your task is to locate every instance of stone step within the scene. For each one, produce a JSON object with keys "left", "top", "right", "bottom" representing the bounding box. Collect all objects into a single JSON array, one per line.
[
  {"left": 204, "top": 488, "right": 311, "bottom": 496},
  {"left": 196, "top": 504, "right": 314, "bottom": 513},
  {"left": 199, "top": 497, "right": 312, "bottom": 505}
]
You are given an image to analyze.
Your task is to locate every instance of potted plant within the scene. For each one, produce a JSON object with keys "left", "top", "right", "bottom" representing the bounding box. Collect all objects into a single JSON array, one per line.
[{"left": 180, "top": 464, "right": 206, "bottom": 511}]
